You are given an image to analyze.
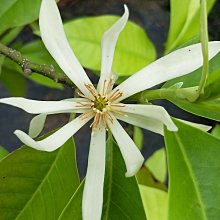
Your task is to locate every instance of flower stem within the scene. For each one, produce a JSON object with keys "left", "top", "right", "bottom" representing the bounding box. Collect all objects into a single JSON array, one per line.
[
  {"left": 0, "top": 42, "right": 75, "bottom": 87},
  {"left": 191, "top": 0, "right": 209, "bottom": 101}
]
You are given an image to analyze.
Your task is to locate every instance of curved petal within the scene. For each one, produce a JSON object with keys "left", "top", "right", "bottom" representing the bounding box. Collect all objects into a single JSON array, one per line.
[
  {"left": 83, "top": 124, "right": 106, "bottom": 220},
  {"left": 39, "top": 0, "right": 92, "bottom": 96},
  {"left": 97, "top": 5, "right": 129, "bottom": 94},
  {"left": 111, "top": 41, "right": 220, "bottom": 102},
  {"left": 113, "top": 104, "right": 177, "bottom": 132},
  {"left": 14, "top": 115, "right": 93, "bottom": 152},
  {"left": 107, "top": 114, "right": 144, "bottom": 177},
  {"left": 115, "top": 113, "right": 164, "bottom": 135},
  {"left": 0, "top": 97, "right": 89, "bottom": 114},
  {"left": 29, "top": 114, "right": 47, "bottom": 138}
]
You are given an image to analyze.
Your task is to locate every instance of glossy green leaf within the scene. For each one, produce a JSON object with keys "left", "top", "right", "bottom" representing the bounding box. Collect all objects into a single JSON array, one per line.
[
  {"left": 146, "top": 148, "right": 166, "bottom": 183},
  {"left": 165, "top": 0, "right": 215, "bottom": 53},
  {"left": 0, "top": 146, "right": 8, "bottom": 161},
  {"left": 134, "top": 127, "right": 143, "bottom": 150},
  {"left": 0, "top": 63, "right": 26, "bottom": 96},
  {"left": 165, "top": 119, "right": 220, "bottom": 220},
  {"left": 0, "top": 137, "right": 80, "bottom": 220},
  {"left": 64, "top": 16, "right": 156, "bottom": 76},
  {"left": 59, "top": 138, "right": 146, "bottom": 220},
  {"left": 19, "top": 41, "right": 63, "bottom": 89},
  {"left": 0, "top": 0, "right": 41, "bottom": 34},
  {"left": 139, "top": 185, "right": 168, "bottom": 220}
]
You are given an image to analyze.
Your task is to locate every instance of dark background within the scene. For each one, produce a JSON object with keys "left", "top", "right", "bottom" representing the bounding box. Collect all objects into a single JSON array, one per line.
[{"left": 0, "top": 0, "right": 220, "bottom": 178}]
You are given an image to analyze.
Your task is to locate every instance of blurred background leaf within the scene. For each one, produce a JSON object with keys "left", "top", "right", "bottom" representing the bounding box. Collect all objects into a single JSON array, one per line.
[{"left": 165, "top": 0, "right": 215, "bottom": 54}]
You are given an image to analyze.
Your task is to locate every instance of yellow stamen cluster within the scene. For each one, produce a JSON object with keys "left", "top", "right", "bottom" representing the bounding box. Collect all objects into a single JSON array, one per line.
[{"left": 78, "top": 80, "right": 124, "bottom": 133}]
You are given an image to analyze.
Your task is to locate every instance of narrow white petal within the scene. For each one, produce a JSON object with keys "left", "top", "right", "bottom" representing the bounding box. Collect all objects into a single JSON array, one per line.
[
  {"left": 39, "top": 0, "right": 92, "bottom": 96},
  {"left": 83, "top": 124, "right": 106, "bottom": 220},
  {"left": 107, "top": 114, "right": 144, "bottom": 177},
  {"left": 115, "top": 113, "right": 164, "bottom": 135},
  {"left": 111, "top": 41, "right": 220, "bottom": 101},
  {"left": 0, "top": 97, "right": 88, "bottom": 114},
  {"left": 29, "top": 114, "right": 47, "bottom": 138},
  {"left": 97, "top": 5, "right": 129, "bottom": 94},
  {"left": 113, "top": 104, "right": 177, "bottom": 132},
  {"left": 176, "top": 118, "right": 212, "bottom": 131},
  {"left": 14, "top": 115, "right": 93, "bottom": 152}
]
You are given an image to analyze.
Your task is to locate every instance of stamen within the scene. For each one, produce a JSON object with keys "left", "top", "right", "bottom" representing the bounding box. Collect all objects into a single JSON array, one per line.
[
  {"left": 108, "top": 90, "right": 123, "bottom": 102},
  {"left": 80, "top": 109, "right": 94, "bottom": 120},
  {"left": 110, "top": 109, "right": 127, "bottom": 116},
  {"left": 77, "top": 91, "right": 93, "bottom": 101},
  {"left": 85, "top": 83, "right": 98, "bottom": 98},
  {"left": 76, "top": 102, "right": 92, "bottom": 108}
]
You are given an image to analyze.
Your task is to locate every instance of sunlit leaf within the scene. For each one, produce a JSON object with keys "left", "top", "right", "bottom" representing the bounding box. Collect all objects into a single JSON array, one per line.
[
  {"left": 139, "top": 185, "right": 168, "bottom": 220},
  {"left": 0, "top": 0, "right": 41, "bottom": 34},
  {"left": 211, "top": 124, "right": 220, "bottom": 139},
  {"left": 165, "top": 0, "right": 215, "bottom": 53},
  {"left": 134, "top": 127, "right": 143, "bottom": 150},
  {"left": 165, "top": 119, "right": 220, "bottom": 219},
  {"left": 146, "top": 148, "right": 166, "bottom": 183}
]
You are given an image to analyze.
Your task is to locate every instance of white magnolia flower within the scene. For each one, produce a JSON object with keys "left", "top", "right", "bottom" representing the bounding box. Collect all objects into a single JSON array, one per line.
[{"left": 0, "top": 0, "right": 220, "bottom": 219}]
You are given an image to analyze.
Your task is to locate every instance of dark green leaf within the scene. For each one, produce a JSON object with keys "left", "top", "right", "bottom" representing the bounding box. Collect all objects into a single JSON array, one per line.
[
  {"left": 0, "top": 137, "right": 80, "bottom": 220},
  {"left": 0, "top": 146, "right": 8, "bottom": 161},
  {"left": 102, "top": 138, "right": 146, "bottom": 219},
  {"left": 59, "top": 138, "right": 147, "bottom": 220},
  {"left": 165, "top": 119, "right": 220, "bottom": 219}
]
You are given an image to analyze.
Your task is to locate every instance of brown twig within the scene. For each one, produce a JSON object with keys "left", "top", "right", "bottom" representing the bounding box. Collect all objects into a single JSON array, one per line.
[{"left": 0, "top": 42, "right": 75, "bottom": 87}]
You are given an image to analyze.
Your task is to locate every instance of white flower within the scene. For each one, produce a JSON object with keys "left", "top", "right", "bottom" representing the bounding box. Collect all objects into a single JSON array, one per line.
[{"left": 0, "top": 0, "right": 220, "bottom": 219}]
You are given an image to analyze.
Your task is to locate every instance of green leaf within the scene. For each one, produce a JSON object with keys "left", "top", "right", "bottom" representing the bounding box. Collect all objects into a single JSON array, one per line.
[
  {"left": 139, "top": 185, "right": 168, "bottom": 220},
  {"left": 0, "top": 0, "right": 42, "bottom": 34},
  {"left": 165, "top": 119, "right": 220, "bottom": 220},
  {"left": 64, "top": 16, "right": 156, "bottom": 76},
  {"left": 136, "top": 165, "right": 167, "bottom": 191},
  {"left": 0, "top": 55, "right": 4, "bottom": 75},
  {"left": 0, "top": 146, "right": 8, "bottom": 161},
  {"left": 134, "top": 127, "right": 143, "bottom": 150},
  {"left": 146, "top": 148, "right": 166, "bottom": 183},
  {"left": 162, "top": 53, "right": 220, "bottom": 122},
  {"left": 20, "top": 41, "right": 63, "bottom": 89},
  {"left": 59, "top": 138, "right": 147, "bottom": 220},
  {"left": 0, "top": 26, "right": 23, "bottom": 44},
  {"left": 211, "top": 124, "right": 220, "bottom": 139},
  {"left": 0, "top": 64, "right": 26, "bottom": 96},
  {"left": 165, "top": 0, "right": 215, "bottom": 53},
  {"left": 0, "top": 137, "right": 80, "bottom": 220}
]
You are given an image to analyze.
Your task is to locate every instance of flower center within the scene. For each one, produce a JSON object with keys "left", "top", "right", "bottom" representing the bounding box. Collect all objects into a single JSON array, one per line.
[{"left": 92, "top": 95, "right": 109, "bottom": 112}]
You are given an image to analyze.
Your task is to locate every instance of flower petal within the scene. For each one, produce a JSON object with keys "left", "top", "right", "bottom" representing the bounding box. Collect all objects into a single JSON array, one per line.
[
  {"left": 14, "top": 115, "right": 93, "bottom": 152},
  {"left": 97, "top": 5, "right": 129, "bottom": 94},
  {"left": 113, "top": 104, "right": 177, "bottom": 132},
  {"left": 83, "top": 124, "right": 106, "bottom": 220},
  {"left": 115, "top": 113, "right": 164, "bottom": 135},
  {"left": 176, "top": 118, "right": 212, "bottom": 131},
  {"left": 0, "top": 97, "right": 89, "bottom": 114},
  {"left": 111, "top": 41, "right": 220, "bottom": 101},
  {"left": 107, "top": 114, "right": 144, "bottom": 177},
  {"left": 39, "top": 0, "right": 92, "bottom": 96},
  {"left": 29, "top": 114, "right": 47, "bottom": 138}
]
